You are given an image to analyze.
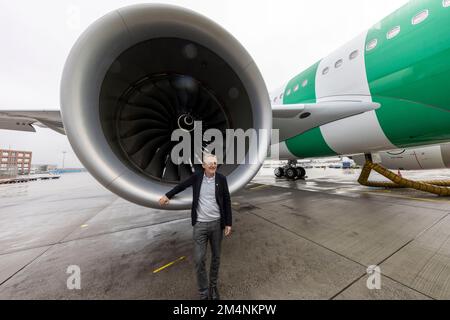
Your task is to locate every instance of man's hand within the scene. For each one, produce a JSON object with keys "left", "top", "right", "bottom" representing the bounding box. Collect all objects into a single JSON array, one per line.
[
  {"left": 159, "top": 195, "right": 169, "bottom": 206},
  {"left": 224, "top": 226, "right": 232, "bottom": 237}
]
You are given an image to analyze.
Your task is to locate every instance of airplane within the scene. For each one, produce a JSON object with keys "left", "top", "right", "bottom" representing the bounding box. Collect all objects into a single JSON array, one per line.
[{"left": 1, "top": 0, "right": 450, "bottom": 208}]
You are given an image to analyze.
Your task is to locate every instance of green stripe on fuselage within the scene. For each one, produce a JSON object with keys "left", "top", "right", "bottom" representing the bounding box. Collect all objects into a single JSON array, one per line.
[
  {"left": 365, "top": 0, "right": 450, "bottom": 148},
  {"left": 282, "top": 61, "right": 337, "bottom": 157},
  {"left": 283, "top": 61, "right": 319, "bottom": 105},
  {"left": 371, "top": 97, "right": 450, "bottom": 147},
  {"left": 285, "top": 127, "right": 336, "bottom": 158}
]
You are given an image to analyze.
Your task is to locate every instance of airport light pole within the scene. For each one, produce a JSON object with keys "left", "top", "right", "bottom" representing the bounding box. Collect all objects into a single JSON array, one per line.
[{"left": 62, "top": 151, "right": 67, "bottom": 170}]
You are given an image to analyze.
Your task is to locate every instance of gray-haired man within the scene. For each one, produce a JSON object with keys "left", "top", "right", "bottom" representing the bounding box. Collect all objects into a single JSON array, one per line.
[{"left": 159, "top": 154, "right": 232, "bottom": 300}]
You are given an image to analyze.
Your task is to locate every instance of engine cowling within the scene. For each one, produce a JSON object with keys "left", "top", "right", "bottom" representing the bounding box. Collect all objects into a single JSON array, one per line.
[{"left": 60, "top": 4, "right": 271, "bottom": 209}]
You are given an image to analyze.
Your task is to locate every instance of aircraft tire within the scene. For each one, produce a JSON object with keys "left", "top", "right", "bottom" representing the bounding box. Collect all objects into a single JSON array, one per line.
[
  {"left": 285, "top": 167, "right": 297, "bottom": 179},
  {"left": 274, "top": 167, "right": 284, "bottom": 178},
  {"left": 296, "top": 167, "right": 306, "bottom": 179}
]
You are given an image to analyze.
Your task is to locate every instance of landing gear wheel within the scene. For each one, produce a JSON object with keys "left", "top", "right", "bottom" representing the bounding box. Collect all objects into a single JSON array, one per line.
[
  {"left": 285, "top": 167, "right": 297, "bottom": 179},
  {"left": 296, "top": 167, "right": 306, "bottom": 179},
  {"left": 274, "top": 167, "right": 284, "bottom": 178}
]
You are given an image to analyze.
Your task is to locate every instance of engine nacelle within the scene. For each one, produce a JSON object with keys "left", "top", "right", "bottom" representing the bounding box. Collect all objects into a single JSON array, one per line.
[
  {"left": 353, "top": 143, "right": 450, "bottom": 170},
  {"left": 60, "top": 4, "right": 271, "bottom": 209}
]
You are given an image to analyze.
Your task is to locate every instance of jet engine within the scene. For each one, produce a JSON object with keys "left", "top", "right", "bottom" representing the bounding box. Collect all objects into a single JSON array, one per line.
[{"left": 60, "top": 4, "right": 271, "bottom": 209}]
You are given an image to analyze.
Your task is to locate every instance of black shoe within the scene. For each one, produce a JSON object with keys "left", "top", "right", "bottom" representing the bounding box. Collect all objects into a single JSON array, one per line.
[
  {"left": 209, "top": 286, "right": 220, "bottom": 300},
  {"left": 199, "top": 289, "right": 209, "bottom": 300}
]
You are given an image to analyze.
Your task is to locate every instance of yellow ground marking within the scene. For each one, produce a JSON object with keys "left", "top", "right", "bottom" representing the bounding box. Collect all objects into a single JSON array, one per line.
[
  {"left": 249, "top": 184, "right": 269, "bottom": 190},
  {"left": 153, "top": 256, "right": 186, "bottom": 274},
  {"left": 81, "top": 224, "right": 88, "bottom": 228}
]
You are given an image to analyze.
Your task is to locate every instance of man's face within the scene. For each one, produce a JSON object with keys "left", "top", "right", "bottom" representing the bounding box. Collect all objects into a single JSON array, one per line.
[{"left": 202, "top": 156, "right": 217, "bottom": 176}]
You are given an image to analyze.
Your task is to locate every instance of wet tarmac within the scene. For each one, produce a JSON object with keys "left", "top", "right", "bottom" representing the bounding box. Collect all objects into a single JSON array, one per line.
[{"left": 0, "top": 168, "right": 450, "bottom": 299}]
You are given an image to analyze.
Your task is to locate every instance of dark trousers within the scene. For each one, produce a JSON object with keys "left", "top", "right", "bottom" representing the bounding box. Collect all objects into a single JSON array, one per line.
[{"left": 193, "top": 220, "right": 223, "bottom": 295}]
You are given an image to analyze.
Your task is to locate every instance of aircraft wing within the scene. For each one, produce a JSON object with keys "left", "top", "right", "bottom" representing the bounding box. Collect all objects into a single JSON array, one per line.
[
  {"left": 0, "top": 110, "right": 64, "bottom": 135},
  {"left": 272, "top": 100, "right": 380, "bottom": 141},
  {"left": 0, "top": 101, "right": 378, "bottom": 139}
]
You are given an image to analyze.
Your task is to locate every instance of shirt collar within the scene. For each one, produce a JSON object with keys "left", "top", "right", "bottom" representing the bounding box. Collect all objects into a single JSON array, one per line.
[{"left": 203, "top": 173, "right": 215, "bottom": 180}]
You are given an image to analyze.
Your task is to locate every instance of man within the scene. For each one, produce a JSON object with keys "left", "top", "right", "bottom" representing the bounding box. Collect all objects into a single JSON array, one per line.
[{"left": 159, "top": 153, "right": 232, "bottom": 300}]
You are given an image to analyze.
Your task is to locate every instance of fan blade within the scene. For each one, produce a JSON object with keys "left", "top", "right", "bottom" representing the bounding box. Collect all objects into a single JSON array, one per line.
[
  {"left": 178, "top": 164, "right": 193, "bottom": 181},
  {"left": 129, "top": 135, "right": 167, "bottom": 168},
  {"left": 162, "top": 156, "right": 180, "bottom": 181},
  {"left": 120, "top": 104, "right": 169, "bottom": 123},
  {"left": 119, "top": 119, "right": 169, "bottom": 138},
  {"left": 145, "top": 142, "right": 174, "bottom": 178},
  {"left": 121, "top": 128, "right": 170, "bottom": 155}
]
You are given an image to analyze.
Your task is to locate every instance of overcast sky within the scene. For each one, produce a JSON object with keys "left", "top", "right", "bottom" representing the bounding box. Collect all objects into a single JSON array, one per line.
[{"left": 0, "top": 0, "right": 408, "bottom": 167}]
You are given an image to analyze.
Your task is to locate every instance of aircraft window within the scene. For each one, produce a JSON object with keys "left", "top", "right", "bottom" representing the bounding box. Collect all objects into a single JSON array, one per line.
[
  {"left": 443, "top": 0, "right": 450, "bottom": 7},
  {"left": 412, "top": 10, "right": 429, "bottom": 25},
  {"left": 387, "top": 26, "right": 401, "bottom": 39},
  {"left": 366, "top": 38, "right": 378, "bottom": 51},
  {"left": 279, "top": 93, "right": 283, "bottom": 99},
  {"left": 274, "top": 97, "right": 277, "bottom": 103},
  {"left": 322, "top": 67, "right": 329, "bottom": 75},
  {"left": 302, "top": 79, "right": 308, "bottom": 87},
  {"left": 349, "top": 50, "right": 359, "bottom": 60},
  {"left": 287, "top": 89, "right": 291, "bottom": 96},
  {"left": 294, "top": 84, "right": 299, "bottom": 91},
  {"left": 335, "top": 59, "right": 343, "bottom": 68}
]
